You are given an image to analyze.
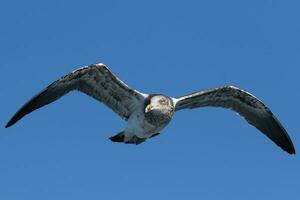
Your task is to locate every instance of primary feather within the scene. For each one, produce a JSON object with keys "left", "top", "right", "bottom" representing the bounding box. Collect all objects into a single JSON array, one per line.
[
  {"left": 174, "top": 86, "right": 295, "bottom": 154},
  {"left": 5, "top": 63, "right": 146, "bottom": 127},
  {"left": 5, "top": 64, "right": 295, "bottom": 154}
]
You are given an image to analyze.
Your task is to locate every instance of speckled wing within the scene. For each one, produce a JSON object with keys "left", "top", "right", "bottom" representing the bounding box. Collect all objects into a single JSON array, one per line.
[
  {"left": 174, "top": 86, "right": 295, "bottom": 154},
  {"left": 6, "top": 63, "right": 146, "bottom": 128}
]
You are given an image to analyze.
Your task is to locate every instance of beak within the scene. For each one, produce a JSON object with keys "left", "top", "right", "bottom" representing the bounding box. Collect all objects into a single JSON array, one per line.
[{"left": 145, "top": 105, "right": 153, "bottom": 113}]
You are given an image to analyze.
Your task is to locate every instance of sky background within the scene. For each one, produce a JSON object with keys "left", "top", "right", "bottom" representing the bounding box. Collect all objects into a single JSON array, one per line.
[{"left": 1, "top": 0, "right": 300, "bottom": 199}]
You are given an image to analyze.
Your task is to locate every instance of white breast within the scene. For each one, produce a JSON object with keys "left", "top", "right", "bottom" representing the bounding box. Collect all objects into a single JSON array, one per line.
[{"left": 125, "top": 109, "right": 161, "bottom": 139}]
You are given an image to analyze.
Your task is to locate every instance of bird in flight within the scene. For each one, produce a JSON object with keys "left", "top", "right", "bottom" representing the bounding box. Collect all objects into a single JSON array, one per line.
[{"left": 6, "top": 63, "right": 295, "bottom": 154}]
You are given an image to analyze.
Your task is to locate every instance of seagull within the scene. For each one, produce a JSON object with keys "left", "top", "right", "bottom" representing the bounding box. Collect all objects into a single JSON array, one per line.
[{"left": 6, "top": 63, "right": 295, "bottom": 154}]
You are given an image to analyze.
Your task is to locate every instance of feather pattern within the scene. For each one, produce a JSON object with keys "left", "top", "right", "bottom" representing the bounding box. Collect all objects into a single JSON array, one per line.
[
  {"left": 5, "top": 63, "right": 146, "bottom": 127},
  {"left": 174, "top": 86, "right": 295, "bottom": 154}
]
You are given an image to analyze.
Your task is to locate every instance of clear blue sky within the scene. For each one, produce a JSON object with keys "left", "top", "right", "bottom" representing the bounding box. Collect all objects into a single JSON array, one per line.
[{"left": 1, "top": 0, "right": 299, "bottom": 199}]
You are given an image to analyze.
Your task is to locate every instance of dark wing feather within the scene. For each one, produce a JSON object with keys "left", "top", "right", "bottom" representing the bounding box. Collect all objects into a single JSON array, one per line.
[
  {"left": 6, "top": 63, "right": 146, "bottom": 128},
  {"left": 174, "top": 86, "right": 295, "bottom": 154}
]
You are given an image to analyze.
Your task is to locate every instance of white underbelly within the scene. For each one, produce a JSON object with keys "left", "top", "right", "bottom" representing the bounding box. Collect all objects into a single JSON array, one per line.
[{"left": 126, "top": 110, "right": 164, "bottom": 139}]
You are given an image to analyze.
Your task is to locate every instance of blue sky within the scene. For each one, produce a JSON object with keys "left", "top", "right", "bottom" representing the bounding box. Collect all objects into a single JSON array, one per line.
[{"left": 1, "top": 0, "right": 299, "bottom": 199}]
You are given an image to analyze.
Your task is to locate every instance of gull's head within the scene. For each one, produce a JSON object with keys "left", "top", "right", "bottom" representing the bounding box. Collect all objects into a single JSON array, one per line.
[
  {"left": 145, "top": 95, "right": 172, "bottom": 112},
  {"left": 144, "top": 95, "right": 174, "bottom": 126}
]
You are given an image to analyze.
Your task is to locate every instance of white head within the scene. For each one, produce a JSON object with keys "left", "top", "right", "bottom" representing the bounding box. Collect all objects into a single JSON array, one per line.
[
  {"left": 144, "top": 95, "right": 174, "bottom": 126},
  {"left": 145, "top": 95, "right": 173, "bottom": 113}
]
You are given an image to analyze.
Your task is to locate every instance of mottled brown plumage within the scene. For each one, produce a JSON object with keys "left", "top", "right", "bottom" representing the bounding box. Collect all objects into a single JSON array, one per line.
[
  {"left": 175, "top": 86, "right": 295, "bottom": 154},
  {"left": 5, "top": 64, "right": 144, "bottom": 127},
  {"left": 5, "top": 63, "right": 295, "bottom": 154}
]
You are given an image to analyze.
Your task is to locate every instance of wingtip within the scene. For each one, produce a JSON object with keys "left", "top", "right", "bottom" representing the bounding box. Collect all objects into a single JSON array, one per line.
[
  {"left": 5, "top": 121, "right": 12, "bottom": 128},
  {"left": 287, "top": 147, "right": 296, "bottom": 155},
  {"left": 5, "top": 117, "right": 17, "bottom": 128},
  {"left": 281, "top": 130, "right": 296, "bottom": 155},
  {"left": 282, "top": 142, "right": 296, "bottom": 155}
]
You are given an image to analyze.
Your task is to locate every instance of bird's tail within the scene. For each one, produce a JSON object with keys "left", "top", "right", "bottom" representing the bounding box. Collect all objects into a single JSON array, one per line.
[
  {"left": 109, "top": 131, "right": 125, "bottom": 143},
  {"left": 109, "top": 131, "right": 146, "bottom": 145}
]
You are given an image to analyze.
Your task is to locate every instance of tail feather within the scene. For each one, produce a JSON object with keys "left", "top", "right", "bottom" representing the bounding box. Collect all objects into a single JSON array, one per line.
[
  {"left": 109, "top": 131, "right": 147, "bottom": 145},
  {"left": 109, "top": 132, "right": 125, "bottom": 143}
]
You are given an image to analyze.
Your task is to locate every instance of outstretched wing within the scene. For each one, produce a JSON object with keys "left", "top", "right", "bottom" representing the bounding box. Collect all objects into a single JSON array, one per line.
[
  {"left": 174, "top": 86, "right": 295, "bottom": 154},
  {"left": 6, "top": 63, "right": 147, "bottom": 128}
]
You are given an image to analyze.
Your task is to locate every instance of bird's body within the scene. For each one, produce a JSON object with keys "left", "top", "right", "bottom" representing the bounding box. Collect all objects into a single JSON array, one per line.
[
  {"left": 112, "top": 95, "right": 174, "bottom": 144},
  {"left": 6, "top": 63, "right": 296, "bottom": 154}
]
